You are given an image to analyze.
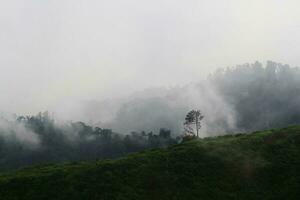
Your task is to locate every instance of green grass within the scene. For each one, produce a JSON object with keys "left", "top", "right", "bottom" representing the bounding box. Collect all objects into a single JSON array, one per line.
[{"left": 1, "top": 126, "right": 300, "bottom": 199}]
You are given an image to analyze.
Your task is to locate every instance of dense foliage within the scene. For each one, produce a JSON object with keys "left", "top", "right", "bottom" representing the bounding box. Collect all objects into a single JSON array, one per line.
[
  {"left": 211, "top": 61, "right": 300, "bottom": 131},
  {"left": 0, "top": 112, "right": 177, "bottom": 170},
  {"left": 2, "top": 60, "right": 300, "bottom": 172},
  {"left": 0, "top": 125, "right": 299, "bottom": 200},
  {"left": 99, "top": 61, "right": 300, "bottom": 135}
]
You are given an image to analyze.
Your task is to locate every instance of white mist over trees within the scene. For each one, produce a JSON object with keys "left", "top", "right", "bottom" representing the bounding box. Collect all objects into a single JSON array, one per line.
[
  {"left": 211, "top": 61, "right": 300, "bottom": 131},
  {"left": 0, "top": 112, "right": 177, "bottom": 170},
  {"left": 85, "top": 61, "right": 300, "bottom": 136},
  {"left": 1, "top": 61, "right": 300, "bottom": 170},
  {"left": 2, "top": 1, "right": 300, "bottom": 115},
  {"left": 0, "top": 118, "right": 39, "bottom": 147}
]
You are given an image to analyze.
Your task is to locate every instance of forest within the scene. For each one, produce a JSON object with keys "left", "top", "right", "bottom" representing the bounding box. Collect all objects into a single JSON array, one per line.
[
  {"left": 211, "top": 61, "right": 300, "bottom": 131},
  {"left": 1, "top": 61, "right": 300, "bottom": 170},
  {"left": 103, "top": 61, "right": 300, "bottom": 135},
  {"left": 0, "top": 112, "right": 177, "bottom": 170}
]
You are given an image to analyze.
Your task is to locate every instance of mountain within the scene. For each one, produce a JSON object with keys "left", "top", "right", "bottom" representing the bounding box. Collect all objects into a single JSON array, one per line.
[{"left": 0, "top": 125, "right": 300, "bottom": 200}]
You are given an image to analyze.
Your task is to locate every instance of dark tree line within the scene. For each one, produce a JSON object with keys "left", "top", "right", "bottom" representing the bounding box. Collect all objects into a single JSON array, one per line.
[
  {"left": 0, "top": 112, "right": 177, "bottom": 170},
  {"left": 2, "top": 60, "right": 300, "bottom": 170},
  {"left": 210, "top": 61, "right": 300, "bottom": 131}
]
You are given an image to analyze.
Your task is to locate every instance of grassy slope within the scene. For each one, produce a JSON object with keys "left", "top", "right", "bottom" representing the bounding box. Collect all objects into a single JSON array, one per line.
[{"left": 0, "top": 126, "right": 300, "bottom": 200}]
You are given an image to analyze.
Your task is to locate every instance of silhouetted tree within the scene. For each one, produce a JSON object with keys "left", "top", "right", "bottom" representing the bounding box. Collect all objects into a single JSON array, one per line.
[{"left": 184, "top": 110, "right": 204, "bottom": 137}]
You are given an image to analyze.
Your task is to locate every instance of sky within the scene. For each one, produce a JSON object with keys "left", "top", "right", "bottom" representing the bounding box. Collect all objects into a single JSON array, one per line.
[{"left": 1, "top": 0, "right": 300, "bottom": 115}]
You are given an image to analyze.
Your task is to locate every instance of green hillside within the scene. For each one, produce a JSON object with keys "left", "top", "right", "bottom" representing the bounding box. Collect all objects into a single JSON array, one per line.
[{"left": 0, "top": 126, "right": 300, "bottom": 200}]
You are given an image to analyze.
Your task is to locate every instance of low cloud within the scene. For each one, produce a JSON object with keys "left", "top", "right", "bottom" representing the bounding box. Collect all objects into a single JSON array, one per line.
[{"left": 0, "top": 118, "right": 40, "bottom": 148}]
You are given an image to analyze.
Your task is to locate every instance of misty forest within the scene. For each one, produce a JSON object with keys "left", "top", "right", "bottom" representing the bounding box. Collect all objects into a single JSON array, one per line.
[
  {"left": 2, "top": 1, "right": 300, "bottom": 199},
  {"left": 1, "top": 61, "right": 300, "bottom": 171}
]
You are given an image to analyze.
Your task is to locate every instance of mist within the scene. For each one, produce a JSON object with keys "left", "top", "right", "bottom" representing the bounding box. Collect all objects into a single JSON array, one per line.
[
  {"left": 71, "top": 61, "right": 300, "bottom": 137},
  {"left": 100, "top": 82, "right": 237, "bottom": 136},
  {"left": 2, "top": 0, "right": 300, "bottom": 115},
  {"left": 2, "top": 1, "right": 300, "bottom": 170},
  {"left": 0, "top": 118, "right": 39, "bottom": 147},
  {"left": 1, "top": 60, "right": 300, "bottom": 170}
]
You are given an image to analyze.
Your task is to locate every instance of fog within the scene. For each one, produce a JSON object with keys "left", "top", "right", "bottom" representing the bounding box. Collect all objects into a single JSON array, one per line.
[
  {"left": 100, "top": 82, "right": 237, "bottom": 136},
  {"left": 1, "top": 0, "right": 300, "bottom": 117},
  {"left": 71, "top": 61, "right": 300, "bottom": 136},
  {"left": 0, "top": 118, "right": 39, "bottom": 147}
]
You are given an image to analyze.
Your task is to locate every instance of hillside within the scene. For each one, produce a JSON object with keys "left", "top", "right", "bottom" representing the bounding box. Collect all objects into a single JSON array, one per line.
[{"left": 0, "top": 126, "right": 300, "bottom": 200}]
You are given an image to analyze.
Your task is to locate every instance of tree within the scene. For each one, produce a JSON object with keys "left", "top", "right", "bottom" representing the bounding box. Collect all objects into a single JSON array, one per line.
[
  {"left": 159, "top": 128, "right": 171, "bottom": 139},
  {"left": 184, "top": 110, "right": 204, "bottom": 137}
]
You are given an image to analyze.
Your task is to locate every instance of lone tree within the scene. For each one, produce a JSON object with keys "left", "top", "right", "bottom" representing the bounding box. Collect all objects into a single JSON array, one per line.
[{"left": 184, "top": 110, "right": 204, "bottom": 137}]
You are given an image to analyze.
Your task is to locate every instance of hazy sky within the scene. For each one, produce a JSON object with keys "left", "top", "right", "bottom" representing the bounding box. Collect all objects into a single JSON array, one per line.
[{"left": 1, "top": 0, "right": 300, "bottom": 115}]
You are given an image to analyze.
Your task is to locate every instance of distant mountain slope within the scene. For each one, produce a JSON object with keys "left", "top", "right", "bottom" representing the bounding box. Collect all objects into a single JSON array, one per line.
[{"left": 0, "top": 126, "right": 300, "bottom": 200}]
